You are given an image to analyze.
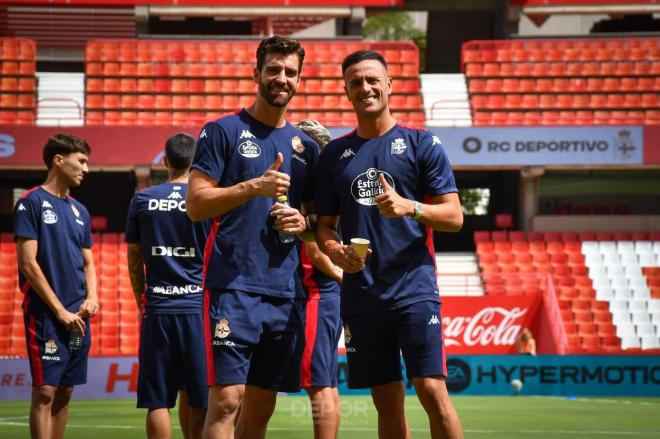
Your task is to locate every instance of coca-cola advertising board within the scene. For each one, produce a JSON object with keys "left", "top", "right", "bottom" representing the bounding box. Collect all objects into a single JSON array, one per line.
[{"left": 442, "top": 296, "right": 542, "bottom": 354}]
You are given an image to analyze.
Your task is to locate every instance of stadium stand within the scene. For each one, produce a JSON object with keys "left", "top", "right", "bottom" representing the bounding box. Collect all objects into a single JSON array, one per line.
[
  {"left": 3, "top": 229, "right": 659, "bottom": 357},
  {"left": 83, "top": 39, "right": 426, "bottom": 127},
  {"left": 474, "top": 230, "right": 660, "bottom": 354},
  {"left": 0, "top": 38, "right": 37, "bottom": 125},
  {"left": 462, "top": 38, "right": 660, "bottom": 126}
]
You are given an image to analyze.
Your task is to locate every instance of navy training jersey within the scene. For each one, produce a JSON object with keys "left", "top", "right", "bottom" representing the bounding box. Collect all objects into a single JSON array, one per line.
[
  {"left": 192, "top": 109, "right": 319, "bottom": 298},
  {"left": 13, "top": 186, "right": 93, "bottom": 315},
  {"left": 315, "top": 124, "right": 458, "bottom": 315},
  {"left": 125, "top": 182, "right": 210, "bottom": 314}
]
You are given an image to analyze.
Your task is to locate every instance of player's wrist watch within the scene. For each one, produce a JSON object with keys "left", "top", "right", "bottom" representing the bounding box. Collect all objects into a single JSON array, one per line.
[{"left": 410, "top": 201, "right": 423, "bottom": 220}]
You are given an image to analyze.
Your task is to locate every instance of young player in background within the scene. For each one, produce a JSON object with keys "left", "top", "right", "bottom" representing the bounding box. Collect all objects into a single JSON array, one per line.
[
  {"left": 14, "top": 134, "right": 97, "bottom": 439},
  {"left": 125, "top": 133, "right": 210, "bottom": 439}
]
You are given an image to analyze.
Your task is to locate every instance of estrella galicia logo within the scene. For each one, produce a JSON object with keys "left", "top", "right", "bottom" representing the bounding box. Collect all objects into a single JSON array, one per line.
[
  {"left": 463, "top": 137, "right": 481, "bottom": 154},
  {"left": 350, "top": 168, "right": 395, "bottom": 206},
  {"left": 446, "top": 358, "right": 471, "bottom": 393},
  {"left": 238, "top": 140, "right": 261, "bottom": 158}
]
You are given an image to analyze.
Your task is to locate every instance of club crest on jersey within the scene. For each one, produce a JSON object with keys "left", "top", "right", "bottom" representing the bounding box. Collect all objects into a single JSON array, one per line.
[
  {"left": 343, "top": 324, "right": 352, "bottom": 344},
  {"left": 291, "top": 136, "right": 305, "bottom": 153},
  {"left": 71, "top": 204, "right": 80, "bottom": 218},
  {"left": 390, "top": 138, "right": 407, "bottom": 155},
  {"left": 350, "top": 168, "right": 395, "bottom": 206},
  {"left": 238, "top": 140, "right": 261, "bottom": 158},
  {"left": 42, "top": 209, "right": 58, "bottom": 224},
  {"left": 215, "top": 319, "right": 231, "bottom": 339},
  {"left": 45, "top": 339, "right": 57, "bottom": 354}
]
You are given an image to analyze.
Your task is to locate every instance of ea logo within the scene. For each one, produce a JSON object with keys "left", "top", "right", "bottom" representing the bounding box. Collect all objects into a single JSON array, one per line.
[
  {"left": 445, "top": 358, "right": 471, "bottom": 393},
  {"left": 0, "top": 134, "right": 16, "bottom": 158},
  {"left": 463, "top": 137, "right": 481, "bottom": 154}
]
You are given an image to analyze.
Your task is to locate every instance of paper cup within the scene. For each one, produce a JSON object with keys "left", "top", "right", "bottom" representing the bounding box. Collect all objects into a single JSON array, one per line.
[{"left": 350, "top": 238, "right": 370, "bottom": 258}]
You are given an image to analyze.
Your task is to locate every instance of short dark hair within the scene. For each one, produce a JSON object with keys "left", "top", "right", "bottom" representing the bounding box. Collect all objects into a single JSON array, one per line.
[
  {"left": 256, "top": 36, "right": 305, "bottom": 73},
  {"left": 341, "top": 50, "right": 388, "bottom": 76},
  {"left": 43, "top": 134, "right": 91, "bottom": 169},
  {"left": 165, "top": 132, "right": 196, "bottom": 170}
]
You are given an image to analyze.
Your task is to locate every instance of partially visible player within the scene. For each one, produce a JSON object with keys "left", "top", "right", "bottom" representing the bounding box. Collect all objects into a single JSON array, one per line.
[
  {"left": 296, "top": 120, "right": 342, "bottom": 439},
  {"left": 14, "top": 134, "right": 97, "bottom": 439},
  {"left": 315, "top": 50, "right": 464, "bottom": 439},
  {"left": 186, "top": 36, "right": 318, "bottom": 439},
  {"left": 125, "top": 133, "right": 210, "bottom": 439}
]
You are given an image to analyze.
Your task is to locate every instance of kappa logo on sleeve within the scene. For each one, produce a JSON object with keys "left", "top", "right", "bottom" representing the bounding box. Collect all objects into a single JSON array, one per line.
[{"left": 17, "top": 203, "right": 27, "bottom": 212}]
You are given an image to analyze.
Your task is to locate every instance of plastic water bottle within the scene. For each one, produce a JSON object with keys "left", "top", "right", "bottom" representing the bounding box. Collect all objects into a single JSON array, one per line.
[
  {"left": 276, "top": 195, "right": 295, "bottom": 244},
  {"left": 69, "top": 328, "right": 82, "bottom": 352}
]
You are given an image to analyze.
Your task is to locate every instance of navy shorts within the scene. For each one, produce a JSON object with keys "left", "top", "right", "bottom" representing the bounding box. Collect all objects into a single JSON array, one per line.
[
  {"left": 24, "top": 312, "right": 90, "bottom": 387},
  {"left": 137, "top": 313, "right": 208, "bottom": 409},
  {"left": 301, "top": 294, "right": 341, "bottom": 388},
  {"left": 342, "top": 300, "right": 447, "bottom": 389},
  {"left": 204, "top": 289, "right": 305, "bottom": 393}
]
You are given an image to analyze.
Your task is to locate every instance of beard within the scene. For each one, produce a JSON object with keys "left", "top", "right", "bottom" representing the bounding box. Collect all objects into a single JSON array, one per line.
[{"left": 259, "top": 81, "right": 294, "bottom": 108}]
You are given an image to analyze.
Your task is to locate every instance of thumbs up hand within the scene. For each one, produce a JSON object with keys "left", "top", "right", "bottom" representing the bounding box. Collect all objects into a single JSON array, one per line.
[
  {"left": 374, "top": 173, "right": 415, "bottom": 219},
  {"left": 257, "top": 152, "right": 290, "bottom": 197}
]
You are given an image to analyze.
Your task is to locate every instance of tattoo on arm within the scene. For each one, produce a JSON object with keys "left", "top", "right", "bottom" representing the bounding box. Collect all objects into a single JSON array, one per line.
[{"left": 126, "top": 244, "right": 145, "bottom": 307}]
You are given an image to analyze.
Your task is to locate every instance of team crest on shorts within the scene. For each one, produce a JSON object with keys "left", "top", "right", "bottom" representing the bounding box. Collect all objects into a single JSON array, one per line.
[
  {"left": 42, "top": 209, "right": 58, "bottom": 224},
  {"left": 45, "top": 339, "right": 57, "bottom": 354},
  {"left": 215, "top": 319, "right": 231, "bottom": 339},
  {"left": 343, "top": 324, "right": 352, "bottom": 344},
  {"left": 291, "top": 136, "right": 305, "bottom": 153}
]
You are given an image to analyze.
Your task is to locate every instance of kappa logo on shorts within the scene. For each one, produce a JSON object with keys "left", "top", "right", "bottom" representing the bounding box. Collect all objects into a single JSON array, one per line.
[
  {"left": 45, "top": 339, "right": 57, "bottom": 354},
  {"left": 428, "top": 315, "right": 440, "bottom": 325},
  {"left": 215, "top": 319, "right": 231, "bottom": 339},
  {"left": 42, "top": 209, "right": 58, "bottom": 224}
]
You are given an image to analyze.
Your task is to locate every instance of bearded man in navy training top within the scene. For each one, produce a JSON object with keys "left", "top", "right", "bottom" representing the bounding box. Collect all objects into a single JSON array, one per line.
[
  {"left": 315, "top": 50, "right": 465, "bottom": 439},
  {"left": 185, "top": 36, "right": 319, "bottom": 439}
]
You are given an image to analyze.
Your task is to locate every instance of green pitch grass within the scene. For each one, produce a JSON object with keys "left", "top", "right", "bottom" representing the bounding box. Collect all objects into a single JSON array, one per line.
[{"left": 1, "top": 395, "right": 659, "bottom": 438}]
